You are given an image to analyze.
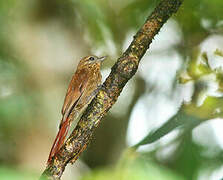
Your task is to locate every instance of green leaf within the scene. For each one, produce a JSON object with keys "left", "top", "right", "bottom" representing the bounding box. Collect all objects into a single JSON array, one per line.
[{"left": 133, "top": 109, "right": 203, "bottom": 148}]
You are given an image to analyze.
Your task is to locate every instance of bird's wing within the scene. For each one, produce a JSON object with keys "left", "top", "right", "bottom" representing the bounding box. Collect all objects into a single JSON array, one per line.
[
  {"left": 61, "top": 69, "right": 88, "bottom": 119},
  {"left": 47, "top": 69, "right": 89, "bottom": 164}
]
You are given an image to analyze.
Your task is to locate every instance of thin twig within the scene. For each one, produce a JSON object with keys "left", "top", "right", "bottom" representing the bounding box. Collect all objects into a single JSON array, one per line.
[{"left": 40, "top": 0, "right": 184, "bottom": 179}]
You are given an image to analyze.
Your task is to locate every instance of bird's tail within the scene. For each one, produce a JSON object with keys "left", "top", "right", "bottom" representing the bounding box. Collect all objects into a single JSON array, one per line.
[{"left": 47, "top": 117, "right": 70, "bottom": 165}]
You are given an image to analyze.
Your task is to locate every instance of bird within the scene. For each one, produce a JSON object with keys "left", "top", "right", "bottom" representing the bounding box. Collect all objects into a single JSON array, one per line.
[{"left": 47, "top": 55, "right": 107, "bottom": 164}]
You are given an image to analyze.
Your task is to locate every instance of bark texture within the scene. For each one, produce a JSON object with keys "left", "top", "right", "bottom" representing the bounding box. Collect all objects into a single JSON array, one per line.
[{"left": 40, "top": 0, "right": 184, "bottom": 179}]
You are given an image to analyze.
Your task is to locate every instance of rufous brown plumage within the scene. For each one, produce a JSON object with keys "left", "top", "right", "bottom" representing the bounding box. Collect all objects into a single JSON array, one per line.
[{"left": 47, "top": 55, "right": 106, "bottom": 164}]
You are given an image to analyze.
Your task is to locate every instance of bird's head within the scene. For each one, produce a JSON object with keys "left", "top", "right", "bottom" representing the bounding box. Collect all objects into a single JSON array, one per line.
[{"left": 79, "top": 55, "right": 107, "bottom": 67}]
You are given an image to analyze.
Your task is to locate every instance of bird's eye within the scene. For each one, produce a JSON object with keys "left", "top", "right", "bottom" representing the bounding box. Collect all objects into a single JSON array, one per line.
[{"left": 89, "top": 56, "right": 95, "bottom": 61}]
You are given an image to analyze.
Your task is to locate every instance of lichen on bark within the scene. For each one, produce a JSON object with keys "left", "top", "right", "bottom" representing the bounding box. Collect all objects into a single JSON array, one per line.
[{"left": 40, "top": 0, "right": 184, "bottom": 179}]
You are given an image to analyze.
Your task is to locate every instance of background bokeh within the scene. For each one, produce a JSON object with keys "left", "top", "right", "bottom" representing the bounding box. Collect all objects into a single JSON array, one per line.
[{"left": 0, "top": 0, "right": 223, "bottom": 179}]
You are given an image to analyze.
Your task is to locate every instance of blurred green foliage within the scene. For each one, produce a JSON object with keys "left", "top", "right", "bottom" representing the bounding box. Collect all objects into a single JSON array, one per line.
[
  {"left": 0, "top": 166, "right": 38, "bottom": 180},
  {"left": 82, "top": 149, "right": 185, "bottom": 180},
  {"left": 0, "top": 0, "right": 223, "bottom": 179}
]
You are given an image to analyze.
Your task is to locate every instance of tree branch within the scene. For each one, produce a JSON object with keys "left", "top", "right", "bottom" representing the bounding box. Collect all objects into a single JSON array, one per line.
[{"left": 40, "top": 0, "right": 184, "bottom": 179}]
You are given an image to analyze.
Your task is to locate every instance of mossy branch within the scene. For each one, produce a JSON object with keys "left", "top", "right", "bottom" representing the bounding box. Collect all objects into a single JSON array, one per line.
[{"left": 40, "top": 0, "right": 184, "bottom": 179}]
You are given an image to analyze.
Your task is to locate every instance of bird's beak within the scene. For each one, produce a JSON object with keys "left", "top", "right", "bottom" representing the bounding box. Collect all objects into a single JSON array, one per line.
[{"left": 97, "top": 56, "right": 107, "bottom": 62}]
